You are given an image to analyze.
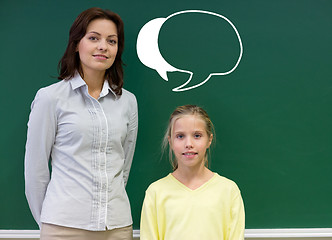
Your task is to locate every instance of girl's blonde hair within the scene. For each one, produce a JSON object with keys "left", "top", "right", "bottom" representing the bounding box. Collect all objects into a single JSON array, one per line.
[{"left": 162, "top": 105, "right": 215, "bottom": 171}]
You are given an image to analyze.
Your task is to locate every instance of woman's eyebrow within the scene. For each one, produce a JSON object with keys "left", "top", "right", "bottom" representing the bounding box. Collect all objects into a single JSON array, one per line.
[{"left": 87, "top": 31, "right": 118, "bottom": 37}]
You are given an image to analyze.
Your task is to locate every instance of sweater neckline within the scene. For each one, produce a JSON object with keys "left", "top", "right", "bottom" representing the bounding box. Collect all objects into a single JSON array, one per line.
[{"left": 168, "top": 173, "right": 217, "bottom": 192}]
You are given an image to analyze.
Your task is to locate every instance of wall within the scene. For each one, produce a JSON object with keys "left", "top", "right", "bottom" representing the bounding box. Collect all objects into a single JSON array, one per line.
[{"left": 0, "top": 0, "right": 331, "bottom": 232}]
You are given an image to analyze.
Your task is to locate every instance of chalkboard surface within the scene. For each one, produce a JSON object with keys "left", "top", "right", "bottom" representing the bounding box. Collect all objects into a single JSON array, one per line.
[{"left": 1, "top": 0, "right": 331, "bottom": 230}]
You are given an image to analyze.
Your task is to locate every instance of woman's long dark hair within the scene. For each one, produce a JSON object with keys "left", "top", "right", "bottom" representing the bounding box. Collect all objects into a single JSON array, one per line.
[{"left": 58, "top": 7, "right": 125, "bottom": 95}]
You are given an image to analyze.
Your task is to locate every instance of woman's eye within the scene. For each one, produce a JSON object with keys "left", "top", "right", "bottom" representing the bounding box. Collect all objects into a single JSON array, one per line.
[
  {"left": 88, "top": 36, "right": 98, "bottom": 41},
  {"left": 194, "top": 134, "right": 202, "bottom": 138},
  {"left": 108, "top": 39, "right": 117, "bottom": 45}
]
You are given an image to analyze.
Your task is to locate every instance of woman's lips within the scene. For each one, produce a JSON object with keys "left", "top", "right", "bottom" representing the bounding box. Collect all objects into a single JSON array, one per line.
[{"left": 93, "top": 54, "right": 109, "bottom": 60}]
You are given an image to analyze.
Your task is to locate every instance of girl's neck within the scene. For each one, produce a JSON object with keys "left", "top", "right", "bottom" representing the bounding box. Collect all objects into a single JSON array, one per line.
[{"left": 172, "top": 165, "right": 214, "bottom": 190}]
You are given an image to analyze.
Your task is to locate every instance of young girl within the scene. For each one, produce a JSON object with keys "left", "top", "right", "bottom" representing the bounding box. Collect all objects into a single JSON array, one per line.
[
  {"left": 140, "top": 105, "right": 245, "bottom": 240},
  {"left": 25, "top": 8, "right": 137, "bottom": 240}
]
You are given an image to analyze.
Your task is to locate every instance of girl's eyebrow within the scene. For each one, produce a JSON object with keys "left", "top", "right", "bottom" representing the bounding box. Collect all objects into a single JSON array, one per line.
[
  {"left": 174, "top": 131, "right": 184, "bottom": 134},
  {"left": 193, "top": 130, "right": 204, "bottom": 133}
]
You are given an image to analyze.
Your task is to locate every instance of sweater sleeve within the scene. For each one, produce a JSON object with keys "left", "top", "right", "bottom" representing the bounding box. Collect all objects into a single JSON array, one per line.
[
  {"left": 24, "top": 88, "right": 56, "bottom": 228},
  {"left": 228, "top": 190, "right": 245, "bottom": 240},
  {"left": 140, "top": 187, "right": 159, "bottom": 240},
  {"left": 122, "top": 94, "right": 138, "bottom": 186}
]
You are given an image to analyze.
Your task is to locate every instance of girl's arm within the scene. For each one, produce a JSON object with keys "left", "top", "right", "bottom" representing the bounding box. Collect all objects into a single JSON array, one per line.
[
  {"left": 122, "top": 94, "right": 138, "bottom": 186},
  {"left": 140, "top": 188, "right": 159, "bottom": 240},
  {"left": 24, "top": 88, "right": 56, "bottom": 228},
  {"left": 229, "top": 191, "right": 245, "bottom": 240}
]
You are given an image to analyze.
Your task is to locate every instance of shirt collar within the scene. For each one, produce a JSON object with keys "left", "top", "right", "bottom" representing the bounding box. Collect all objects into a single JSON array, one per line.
[
  {"left": 101, "top": 80, "right": 118, "bottom": 99},
  {"left": 69, "top": 73, "right": 86, "bottom": 90},
  {"left": 69, "top": 73, "right": 118, "bottom": 99}
]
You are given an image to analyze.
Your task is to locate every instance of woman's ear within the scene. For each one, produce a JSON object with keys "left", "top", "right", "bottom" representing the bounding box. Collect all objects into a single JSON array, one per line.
[{"left": 76, "top": 42, "right": 80, "bottom": 52}]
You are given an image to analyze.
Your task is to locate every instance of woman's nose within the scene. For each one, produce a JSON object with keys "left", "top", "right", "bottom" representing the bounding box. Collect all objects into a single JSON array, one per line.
[{"left": 98, "top": 39, "right": 107, "bottom": 51}]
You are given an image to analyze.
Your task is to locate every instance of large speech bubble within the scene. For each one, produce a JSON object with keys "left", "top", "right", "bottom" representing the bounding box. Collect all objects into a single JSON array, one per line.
[{"left": 136, "top": 10, "right": 243, "bottom": 92}]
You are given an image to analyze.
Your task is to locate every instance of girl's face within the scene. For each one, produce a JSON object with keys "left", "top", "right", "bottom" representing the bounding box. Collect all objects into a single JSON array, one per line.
[
  {"left": 77, "top": 18, "right": 118, "bottom": 76},
  {"left": 169, "top": 115, "right": 213, "bottom": 170}
]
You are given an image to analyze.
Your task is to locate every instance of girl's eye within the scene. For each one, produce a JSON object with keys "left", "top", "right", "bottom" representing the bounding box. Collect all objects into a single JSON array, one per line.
[
  {"left": 194, "top": 134, "right": 202, "bottom": 138},
  {"left": 176, "top": 134, "right": 184, "bottom": 139}
]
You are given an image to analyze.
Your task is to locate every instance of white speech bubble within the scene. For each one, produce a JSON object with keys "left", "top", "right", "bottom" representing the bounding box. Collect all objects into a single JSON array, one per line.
[{"left": 136, "top": 10, "right": 243, "bottom": 92}]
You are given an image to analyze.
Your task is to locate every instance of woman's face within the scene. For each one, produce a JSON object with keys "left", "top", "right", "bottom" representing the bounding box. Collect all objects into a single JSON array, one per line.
[{"left": 77, "top": 18, "right": 118, "bottom": 76}]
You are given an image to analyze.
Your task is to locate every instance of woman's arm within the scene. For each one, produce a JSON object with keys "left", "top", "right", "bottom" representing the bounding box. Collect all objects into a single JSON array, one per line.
[
  {"left": 122, "top": 94, "right": 138, "bottom": 186},
  {"left": 24, "top": 88, "right": 56, "bottom": 228}
]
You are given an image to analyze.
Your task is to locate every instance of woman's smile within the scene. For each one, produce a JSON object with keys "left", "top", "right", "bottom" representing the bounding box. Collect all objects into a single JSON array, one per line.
[
  {"left": 77, "top": 18, "right": 118, "bottom": 74},
  {"left": 93, "top": 54, "right": 109, "bottom": 60}
]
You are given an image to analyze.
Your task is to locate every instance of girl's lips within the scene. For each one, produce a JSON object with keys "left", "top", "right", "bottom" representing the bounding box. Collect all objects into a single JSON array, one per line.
[{"left": 182, "top": 152, "right": 198, "bottom": 156}]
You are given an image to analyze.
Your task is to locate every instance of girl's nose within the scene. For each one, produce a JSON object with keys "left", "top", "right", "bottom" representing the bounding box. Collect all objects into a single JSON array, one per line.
[{"left": 185, "top": 137, "right": 193, "bottom": 149}]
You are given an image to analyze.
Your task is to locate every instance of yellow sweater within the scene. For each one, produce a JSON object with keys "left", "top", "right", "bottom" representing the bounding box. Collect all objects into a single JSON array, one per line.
[{"left": 140, "top": 173, "right": 245, "bottom": 240}]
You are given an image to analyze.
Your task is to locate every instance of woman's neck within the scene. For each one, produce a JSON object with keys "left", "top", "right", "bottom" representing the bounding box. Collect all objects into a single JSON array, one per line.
[{"left": 81, "top": 70, "right": 105, "bottom": 99}]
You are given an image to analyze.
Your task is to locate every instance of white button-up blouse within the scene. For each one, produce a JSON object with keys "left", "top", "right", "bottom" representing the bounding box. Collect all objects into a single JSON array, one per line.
[{"left": 24, "top": 74, "right": 138, "bottom": 231}]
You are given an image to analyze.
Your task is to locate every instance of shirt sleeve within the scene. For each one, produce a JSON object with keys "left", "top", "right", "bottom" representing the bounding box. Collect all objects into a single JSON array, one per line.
[
  {"left": 228, "top": 190, "right": 245, "bottom": 240},
  {"left": 140, "top": 187, "right": 159, "bottom": 240},
  {"left": 24, "top": 88, "right": 57, "bottom": 228},
  {"left": 122, "top": 94, "right": 138, "bottom": 186}
]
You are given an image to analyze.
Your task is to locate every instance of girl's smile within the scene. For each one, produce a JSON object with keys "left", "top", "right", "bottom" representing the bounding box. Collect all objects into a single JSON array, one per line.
[
  {"left": 183, "top": 151, "right": 197, "bottom": 156},
  {"left": 169, "top": 115, "right": 212, "bottom": 170}
]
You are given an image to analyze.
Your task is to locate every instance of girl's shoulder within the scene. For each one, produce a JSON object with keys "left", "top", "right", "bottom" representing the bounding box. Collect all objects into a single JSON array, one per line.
[
  {"left": 146, "top": 174, "right": 173, "bottom": 192},
  {"left": 212, "top": 173, "right": 242, "bottom": 193}
]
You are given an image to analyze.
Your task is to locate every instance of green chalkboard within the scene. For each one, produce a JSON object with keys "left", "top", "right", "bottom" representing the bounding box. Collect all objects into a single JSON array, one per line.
[{"left": 1, "top": 0, "right": 331, "bottom": 230}]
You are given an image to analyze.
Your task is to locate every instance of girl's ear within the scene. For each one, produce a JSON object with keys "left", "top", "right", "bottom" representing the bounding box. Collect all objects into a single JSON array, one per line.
[
  {"left": 207, "top": 134, "right": 213, "bottom": 148},
  {"left": 168, "top": 136, "right": 172, "bottom": 147}
]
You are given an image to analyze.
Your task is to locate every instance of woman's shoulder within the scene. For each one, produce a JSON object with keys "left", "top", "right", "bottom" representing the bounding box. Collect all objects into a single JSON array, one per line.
[
  {"left": 35, "top": 80, "right": 69, "bottom": 98},
  {"left": 29, "top": 81, "right": 70, "bottom": 112},
  {"left": 119, "top": 88, "right": 138, "bottom": 115},
  {"left": 120, "top": 88, "right": 137, "bottom": 102}
]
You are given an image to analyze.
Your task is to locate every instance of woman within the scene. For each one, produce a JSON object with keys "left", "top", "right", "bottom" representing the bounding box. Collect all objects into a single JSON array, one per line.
[{"left": 25, "top": 7, "right": 138, "bottom": 240}]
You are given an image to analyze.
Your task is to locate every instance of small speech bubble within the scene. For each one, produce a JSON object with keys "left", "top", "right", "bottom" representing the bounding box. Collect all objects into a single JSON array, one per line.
[{"left": 136, "top": 10, "right": 243, "bottom": 92}]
